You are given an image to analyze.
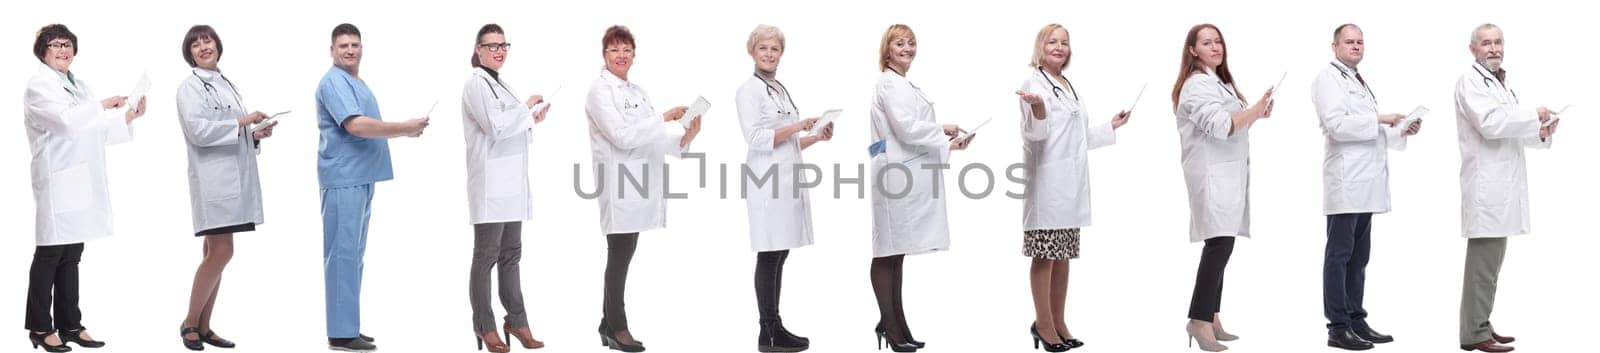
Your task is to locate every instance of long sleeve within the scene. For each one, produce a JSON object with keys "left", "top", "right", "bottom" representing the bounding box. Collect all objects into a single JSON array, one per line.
[
  {"left": 586, "top": 83, "right": 666, "bottom": 151},
  {"left": 1455, "top": 76, "right": 1540, "bottom": 140},
  {"left": 1178, "top": 77, "right": 1239, "bottom": 140},
  {"left": 1019, "top": 80, "right": 1051, "bottom": 142},
  {"left": 1311, "top": 72, "right": 1380, "bottom": 142},
  {"left": 1087, "top": 120, "right": 1115, "bottom": 149},
  {"left": 735, "top": 83, "right": 778, "bottom": 152},
  {"left": 1383, "top": 124, "right": 1407, "bottom": 151},
  {"left": 25, "top": 79, "right": 129, "bottom": 144},
  {"left": 175, "top": 81, "right": 242, "bottom": 148},
  {"left": 464, "top": 77, "right": 532, "bottom": 141}
]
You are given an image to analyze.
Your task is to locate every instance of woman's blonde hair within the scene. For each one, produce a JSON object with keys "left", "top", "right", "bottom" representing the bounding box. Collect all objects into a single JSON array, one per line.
[
  {"left": 878, "top": 24, "right": 915, "bottom": 71},
  {"left": 1029, "top": 23, "right": 1070, "bottom": 70},
  {"left": 747, "top": 24, "right": 785, "bottom": 55}
]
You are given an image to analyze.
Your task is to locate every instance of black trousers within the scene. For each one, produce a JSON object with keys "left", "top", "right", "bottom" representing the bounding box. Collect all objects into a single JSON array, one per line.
[
  {"left": 1188, "top": 237, "right": 1234, "bottom": 322},
  {"left": 601, "top": 233, "right": 639, "bottom": 333},
  {"left": 25, "top": 243, "right": 85, "bottom": 332},
  {"left": 755, "top": 250, "right": 790, "bottom": 323},
  {"left": 1324, "top": 213, "right": 1373, "bottom": 331}
]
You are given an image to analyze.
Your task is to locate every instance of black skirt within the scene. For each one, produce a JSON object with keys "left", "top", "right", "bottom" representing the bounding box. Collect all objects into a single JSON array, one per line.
[{"left": 196, "top": 223, "right": 257, "bottom": 237}]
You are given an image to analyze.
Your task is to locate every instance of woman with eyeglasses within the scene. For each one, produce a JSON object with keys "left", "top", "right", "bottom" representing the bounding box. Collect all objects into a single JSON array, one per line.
[
  {"left": 1014, "top": 23, "right": 1129, "bottom": 352},
  {"left": 867, "top": 24, "right": 972, "bottom": 353},
  {"left": 460, "top": 23, "right": 549, "bottom": 353},
  {"left": 584, "top": 25, "right": 704, "bottom": 353},
  {"left": 173, "top": 24, "right": 274, "bottom": 351},
  {"left": 733, "top": 24, "right": 833, "bottom": 353},
  {"left": 24, "top": 23, "right": 146, "bottom": 352},
  {"left": 1170, "top": 23, "right": 1274, "bottom": 352}
]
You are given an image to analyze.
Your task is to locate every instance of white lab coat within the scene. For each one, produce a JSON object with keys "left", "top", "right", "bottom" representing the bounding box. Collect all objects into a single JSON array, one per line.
[
  {"left": 1175, "top": 70, "right": 1251, "bottom": 242},
  {"left": 736, "top": 75, "right": 814, "bottom": 252},
  {"left": 586, "top": 69, "right": 688, "bottom": 235},
  {"left": 1311, "top": 61, "right": 1407, "bottom": 216},
  {"left": 176, "top": 68, "right": 265, "bottom": 234},
  {"left": 1454, "top": 63, "right": 1549, "bottom": 238},
  {"left": 869, "top": 70, "right": 951, "bottom": 257},
  {"left": 462, "top": 67, "right": 534, "bottom": 225},
  {"left": 1019, "top": 69, "right": 1116, "bottom": 231},
  {"left": 24, "top": 64, "right": 134, "bottom": 246}
]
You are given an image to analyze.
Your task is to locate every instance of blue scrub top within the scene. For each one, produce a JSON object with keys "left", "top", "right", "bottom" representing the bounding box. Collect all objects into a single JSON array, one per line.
[{"left": 315, "top": 66, "right": 394, "bottom": 189}]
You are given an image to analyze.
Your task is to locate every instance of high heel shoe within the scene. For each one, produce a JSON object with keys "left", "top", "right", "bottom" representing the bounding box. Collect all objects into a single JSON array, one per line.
[
  {"left": 1211, "top": 314, "right": 1238, "bottom": 341},
  {"left": 58, "top": 327, "right": 104, "bottom": 348},
  {"left": 1033, "top": 322, "right": 1085, "bottom": 349},
  {"left": 503, "top": 323, "right": 545, "bottom": 349},
  {"left": 179, "top": 326, "right": 204, "bottom": 351},
  {"left": 28, "top": 330, "right": 72, "bottom": 352},
  {"left": 1029, "top": 324, "right": 1070, "bottom": 352},
  {"left": 1186, "top": 321, "right": 1228, "bottom": 352},
  {"left": 476, "top": 331, "right": 509, "bottom": 353},
  {"left": 875, "top": 329, "right": 918, "bottom": 352},
  {"left": 875, "top": 322, "right": 924, "bottom": 348},
  {"left": 597, "top": 321, "right": 644, "bottom": 353}
]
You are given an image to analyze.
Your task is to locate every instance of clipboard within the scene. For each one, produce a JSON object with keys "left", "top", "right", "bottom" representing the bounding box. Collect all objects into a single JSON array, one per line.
[
  {"left": 1544, "top": 104, "right": 1570, "bottom": 127},
  {"left": 680, "top": 96, "right": 711, "bottom": 128},
  {"left": 810, "top": 109, "right": 842, "bottom": 135},
  {"left": 1398, "top": 106, "right": 1427, "bottom": 132},
  {"left": 250, "top": 110, "right": 290, "bottom": 134}
]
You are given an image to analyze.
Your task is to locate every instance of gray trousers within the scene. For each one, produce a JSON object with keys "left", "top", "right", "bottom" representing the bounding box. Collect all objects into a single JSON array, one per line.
[
  {"left": 1459, "top": 237, "right": 1507, "bottom": 345},
  {"left": 470, "top": 221, "right": 528, "bottom": 333}
]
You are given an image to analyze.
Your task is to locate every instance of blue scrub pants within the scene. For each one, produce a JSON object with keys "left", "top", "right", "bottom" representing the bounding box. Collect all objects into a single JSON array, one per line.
[{"left": 321, "top": 183, "right": 374, "bottom": 338}]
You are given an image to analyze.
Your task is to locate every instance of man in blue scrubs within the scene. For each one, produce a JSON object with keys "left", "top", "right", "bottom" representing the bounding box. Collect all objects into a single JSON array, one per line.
[{"left": 315, "top": 23, "right": 429, "bottom": 352}]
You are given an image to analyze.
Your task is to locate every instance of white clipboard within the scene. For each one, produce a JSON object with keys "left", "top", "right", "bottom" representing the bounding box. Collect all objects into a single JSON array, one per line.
[
  {"left": 1398, "top": 106, "right": 1427, "bottom": 131},
  {"left": 1544, "top": 104, "right": 1570, "bottom": 127},
  {"left": 810, "top": 109, "right": 842, "bottom": 135},
  {"left": 957, "top": 117, "right": 992, "bottom": 142},
  {"left": 250, "top": 110, "right": 290, "bottom": 134},
  {"left": 128, "top": 72, "right": 151, "bottom": 108},
  {"left": 1126, "top": 83, "right": 1147, "bottom": 113},
  {"left": 680, "top": 96, "right": 711, "bottom": 128}
]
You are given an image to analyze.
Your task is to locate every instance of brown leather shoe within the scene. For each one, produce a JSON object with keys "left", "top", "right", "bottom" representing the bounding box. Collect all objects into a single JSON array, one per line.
[
  {"left": 1460, "top": 339, "right": 1513, "bottom": 352},
  {"left": 1491, "top": 332, "right": 1515, "bottom": 344},
  {"left": 478, "top": 330, "right": 510, "bottom": 353},
  {"left": 504, "top": 324, "right": 545, "bottom": 349}
]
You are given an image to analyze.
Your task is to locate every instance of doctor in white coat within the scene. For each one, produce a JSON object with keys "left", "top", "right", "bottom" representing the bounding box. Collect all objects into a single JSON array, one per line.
[
  {"left": 459, "top": 24, "right": 549, "bottom": 352},
  {"left": 585, "top": 25, "right": 702, "bottom": 353},
  {"left": 868, "top": 24, "right": 972, "bottom": 353},
  {"left": 734, "top": 24, "right": 833, "bottom": 353},
  {"left": 1310, "top": 24, "right": 1417, "bottom": 351},
  {"left": 1014, "top": 23, "right": 1129, "bottom": 352},
  {"left": 174, "top": 25, "right": 271, "bottom": 351},
  {"left": 23, "top": 24, "right": 145, "bottom": 351},
  {"left": 1454, "top": 23, "right": 1557, "bottom": 353},
  {"left": 1170, "top": 23, "right": 1272, "bottom": 352}
]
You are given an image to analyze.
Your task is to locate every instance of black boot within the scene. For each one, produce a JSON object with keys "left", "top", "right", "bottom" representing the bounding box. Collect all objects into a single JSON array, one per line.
[{"left": 758, "top": 320, "right": 808, "bottom": 352}]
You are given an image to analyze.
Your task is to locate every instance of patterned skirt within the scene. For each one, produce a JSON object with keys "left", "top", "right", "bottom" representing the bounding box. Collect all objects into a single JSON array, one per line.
[{"left": 1022, "top": 228, "right": 1080, "bottom": 260}]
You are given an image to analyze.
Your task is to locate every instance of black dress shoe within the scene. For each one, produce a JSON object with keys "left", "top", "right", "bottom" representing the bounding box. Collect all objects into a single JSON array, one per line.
[
  {"left": 876, "top": 322, "right": 924, "bottom": 348},
  {"left": 328, "top": 337, "right": 377, "bottom": 352},
  {"left": 200, "top": 331, "right": 236, "bottom": 348},
  {"left": 1353, "top": 324, "right": 1394, "bottom": 344},
  {"left": 59, "top": 328, "right": 105, "bottom": 348},
  {"left": 1328, "top": 330, "right": 1375, "bottom": 351}
]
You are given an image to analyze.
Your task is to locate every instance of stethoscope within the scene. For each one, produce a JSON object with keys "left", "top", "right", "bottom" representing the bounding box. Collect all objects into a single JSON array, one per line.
[
  {"left": 1472, "top": 64, "right": 1518, "bottom": 104},
  {"left": 1036, "top": 66, "right": 1078, "bottom": 101},
  {"left": 1331, "top": 62, "right": 1376, "bottom": 102},
  {"left": 755, "top": 72, "right": 799, "bottom": 116},
  {"left": 477, "top": 67, "right": 514, "bottom": 100},
  {"left": 194, "top": 70, "right": 244, "bottom": 111}
]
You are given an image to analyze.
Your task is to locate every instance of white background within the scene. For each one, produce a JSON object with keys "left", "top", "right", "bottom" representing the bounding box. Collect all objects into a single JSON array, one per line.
[{"left": 1, "top": 0, "right": 1595, "bottom": 352}]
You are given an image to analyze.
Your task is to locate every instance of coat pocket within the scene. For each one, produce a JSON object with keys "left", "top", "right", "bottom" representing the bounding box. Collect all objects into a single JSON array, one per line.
[
  {"left": 485, "top": 154, "right": 525, "bottom": 198},
  {"left": 200, "top": 156, "right": 241, "bottom": 202},
  {"left": 49, "top": 164, "right": 95, "bottom": 214}
]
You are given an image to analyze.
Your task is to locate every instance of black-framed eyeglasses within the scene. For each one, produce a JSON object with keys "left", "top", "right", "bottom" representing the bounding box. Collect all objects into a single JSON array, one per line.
[
  {"left": 47, "top": 41, "right": 74, "bottom": 50},
  {"left": 479, "top": 42, "right": 511, "bottom": 52}
]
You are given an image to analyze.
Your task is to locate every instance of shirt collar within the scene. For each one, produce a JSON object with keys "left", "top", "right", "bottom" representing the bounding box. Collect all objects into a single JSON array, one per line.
[{"left": 600, "top": 67, "right": 630, "bottom": 87}]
